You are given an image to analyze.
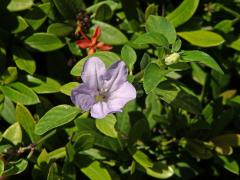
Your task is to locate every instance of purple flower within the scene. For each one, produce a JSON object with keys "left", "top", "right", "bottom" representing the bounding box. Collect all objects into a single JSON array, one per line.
[{"left": 71, "top": 57, "right": 136, "bottom": 119}]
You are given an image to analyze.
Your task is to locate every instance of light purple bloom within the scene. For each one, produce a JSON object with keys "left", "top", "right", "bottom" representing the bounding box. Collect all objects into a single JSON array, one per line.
[{"left": 71, "top": 57, "right": 136, "bottom": 119}]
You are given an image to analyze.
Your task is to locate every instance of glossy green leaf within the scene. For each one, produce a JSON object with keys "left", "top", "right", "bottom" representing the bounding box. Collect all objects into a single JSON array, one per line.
[
  {"left": 0, "top": 97, "right": 16, "bottom": 124},
  {"left": 133, "top": 32, "right": 169, "bottom": 46},
  {"left": 71, "top": 51, "right": 119, "bottom": 76},
  {"left": 47, "top": 23, "right": 73, "bottom": 37},
  {"left": 26, "top": 75, "right": 61, "bottom": 94},
  {"left": 178, "top": 30, "right": 225, "bottom": 47},
  {"left": 0, "top": 82, "right": 39, "bottom": 105},
  {"left": 154, "top": 81, "right": 202, "bottom": 114},
  {"left": 145, "top": 4, "right": 158, "bottom": 21},
  {"left": 35, "top": 105, "right": 80, "bottom": 135},
  {"left": 13, "top": 47, "right": 36, "bottom": 75},
  {"left": 166, "top": 0, "right": 199, "bottom": 27},
  {"left": 146, "top": 15, "right": 176, "bottom": 44},
  {"left": 181, "top": 50, "right": 223, "bottom": 74},
  {"left": 86, "top": 1, "right": 119, "bottom": 13},
  {"left": 7, "top": 0, "right": 33, "bottom": 12},
  {"left": 16, "top": 104, "right": 39, "bottom": 143},
  {"left": 48, "top": 147, "right": 66, "bottom": 161},
  {"left": 146, "top": 163, "right": 174, "bottom": 179},
  {"left": 133, "top": 150, "right": 153, "bottom": 168},
  {"left": 92, "top": 20, "right": 128, "bottom": 45},
  {"left": 121, "top": 45, "right": 137, "bottom": 71},
  {"left": 0, "top": 67, "right": 17, "bottom": 84},
  {"left": 95, "top": 4, "right": 112, "bottom": 21},
  {"left": 25, "top": 33, "right": 65, "bottom": 52},
  {"left": 47, "top": 163, "right": 59, "bottom": 180},
  {"left": 80, "top": 161, "right": 111, "bottom": 180},
  {"left": 214, "top": 19, "right": 233, "bottom": 34},
  {"left": 212, "top": 134, "right": 240, "bottom": 147},
  {"left": 52, "top": 0, "right": 85, "bottom": 19},
  {"left": 230, "top": 38, "right": 240, "bottom": 51},
  {"left": 60, "top": 82, "right": 80, "bottom": 96},
  {"left": 0, "top": 159, "right": 4, "bottom": 176},
  {"left": 143, "top": 63, "right": 170, "bottom": 94},
  {"left": 24, "top": 3, "right": 51, "bottom": 30},
  {"left": 217, "top": 156, "right": 239, "bottom": 175},
  {"left": 11, "top": 16, "right": 28, "bottom": 33},
  {"left": 3, "top": 159, "right": 28, "bottom": 176},
  {"left": 96, "top": 114, "right": 118, "bottom": 138},
  {"left": 3, "top": 122, "right": 22, "bottom": 145},
  {"left": 74, "top": 133, "right": 95, "bottom": 151}
]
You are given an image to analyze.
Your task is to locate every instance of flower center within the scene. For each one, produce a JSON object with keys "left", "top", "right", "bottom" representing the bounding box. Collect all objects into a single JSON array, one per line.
[{"left": 95, "top": 92, "right": 107, "bottom": 102}]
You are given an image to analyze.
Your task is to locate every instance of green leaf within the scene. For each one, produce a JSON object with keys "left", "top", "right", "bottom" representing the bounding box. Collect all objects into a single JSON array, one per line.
[
  {"left": 181, "top": 50, "right": 223, "bottom": 74},
  {"left": 133, "top": 150, "right": 153, "bottom": 168},
  {"left": 133, "top": 151, "right": 174, "bottom": 179},
  {"left": 154, "top": 81, "right": 202, "bottom": 114},
  {"left": 48, "top": 147, "right": 66, "bottom": 161},
  {"left": 121, "top": 45, "right": 137, "bottom": 71},
  {"left": 35, "top": 105, "right": 80, "bottom": 135},
  {"left": 166, "top": 0, "right": 199, "bottom": 27},
  {"left": 0, "top": 97, "right": 16, "bottom": 124},
  {"left": 96, "top": 114, "right": 118, "bottom": 138},
  {"left": 74, "top": 133, "right": 95, "bottom": 151},
  {"left": 26, "top": 75, "right": 61, "bottom": 94},
  {"left": 145, "top": 4, "right": 158, "bottom": 21},
  {"left": 11, "top": 16, "right": 28, "bottom": 33},
  {"left": 71, "top": 51, "right": 119, "bottom": 76},
  {"left": 60, "top": 82, "right": 80, "bottom": 96},
  {"left": 86, "top": 1, "right": 119, "bottom": 13},
  {"left": 146, "top": 15, "right": 176, "bottom": 44},
  {"left": 24, "top": 3, "right": 51, "bottom": 30},
  {"left": 230, "top": 38, "right": 240, "bottom": 51},
  {"left": 0, "top": 159, "right": 4, "bottom": 176},
  {"left": 0, "top": 67, "right": 17, "bottom": 84},
  {"left": 24, "top": 33, "right": 65, "bottom": 52},
  {"left": 3, "top": 122, "right": 22, "bottom": 145},
  {"left": 67, "top": 41, "right": 83, "bottom": 56},
  {"left": 214, "top": 19, "right": 233, "bottom": 34},
  {"left": 13, "top": 47, "right": 36, "bottom": 75},
  {"left": 212, "top": 134, "right": 240, "bottom": 147},
  {"left": 191, "top": 63, "right": 207, "bottom": 86},
  {"left": 3, "top": 159, "right": 28, "bottom": 176},
  {"left": 145, "top": 163, "right": 174, "bottom": 179},
  {"left": 92, "top": 20, "right": 128, "bottom": 45},
  {"left": 7, "top": 0, "right": 33, "bottom": 12},
  {"left": 143, "top": 63, "right": 170, "bottom": 94},
  {"left": 217, "top": 156, "right": 239, "bottom": 175},
  {"left": 95, "top": 4, "right": 112, "bottom": 21},
  {"left": 133, "top": 32, "right": 169, "bottom": 47},
  {"left": 47, "top": 163, "right": 59, "bottom": 180},
  {"left": 0, "top": 82, "right": 40, "bottom": 105},
  {"left": 178, "top": 30, "right": 225, "bottom": 47},
  {"left": 52, "top": 0, "right": 85, "bottom": 19},
  {"left": 16, "top": 104, "right": 39, "bottom": 143},
  {"left": 47, "top": 23, "right": 73, "bottom": 37},
  {"left": 80, "top": 161, "right": 111, "bottom": 180}
]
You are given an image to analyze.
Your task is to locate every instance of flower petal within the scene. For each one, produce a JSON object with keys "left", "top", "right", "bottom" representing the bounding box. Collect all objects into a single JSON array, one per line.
[
  {"left": 91, "top": 26, "right": 101, "bottom": 44},
  {"left": 76, "top": 39, "right": 92, "bottom": 49},
  {"left": 96, "top": 42, "right": 112, "bottom": 51},
  {"left": 90, "top": 101, "right": 113, "bottom": 119},
  {"left": 71, "top": 83, "right": 96, "bottom": 111},
  {"left": 81, "top": 57, "right": 106, "bottom": 90},
  {"left": 102, "top": 61, "right": 128, "bottom": 93},
  {"left": 107, "top": 82, "right": 136, "bottom": 111}
]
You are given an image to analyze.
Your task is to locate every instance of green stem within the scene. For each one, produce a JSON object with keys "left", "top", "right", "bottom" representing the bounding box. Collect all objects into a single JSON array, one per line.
[
  {"left": 217, "top": 3, "right": 240, "bottom": 18},
  {"left": 35, "top": 130, "right": 56, "bottom": 146}
]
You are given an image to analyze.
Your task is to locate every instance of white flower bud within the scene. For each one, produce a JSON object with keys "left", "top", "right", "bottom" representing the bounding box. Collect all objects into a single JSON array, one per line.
[{"left": 164, "top": 52, "right": 180, "bottom": 65}]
